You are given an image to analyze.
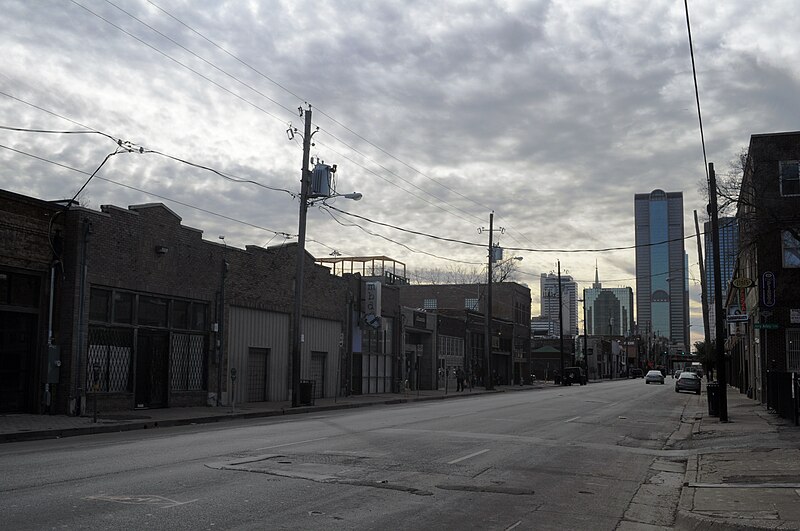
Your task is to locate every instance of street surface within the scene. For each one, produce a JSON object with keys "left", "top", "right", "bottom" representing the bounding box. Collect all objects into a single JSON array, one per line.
[{"left": 1, "top": 378, "right": 695, "bottom": 530}]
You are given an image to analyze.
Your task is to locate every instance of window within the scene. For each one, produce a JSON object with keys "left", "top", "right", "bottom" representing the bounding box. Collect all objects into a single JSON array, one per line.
[
  {"left": 191, "top": 302, "right": 207, "bottom": 331},
  {"left": 423, "top": 298, "right": 437, "bottom": 310},
  {"left": 782, "top": 230, "right": 800, "bottom": 268},
  {"left": 780, "top": 161, "right": 800, "bottom": 196},
  {"left": 89, "top": 288, "right": 111, "bottom": 321},
  {"left": 464, "top": 298, "right": 479, "bottom": 311},
  {"left": 113, "top": 292, "right": 134, "bottom": 324},
  {"left": 787, "top": 330, "right": 800, "bottom": 372},
  {"left": 172, "top": 300, "right": 190, "bottom": 329},
  {"left": 138, "top": 296, "right": 169, "bottom": 327}
]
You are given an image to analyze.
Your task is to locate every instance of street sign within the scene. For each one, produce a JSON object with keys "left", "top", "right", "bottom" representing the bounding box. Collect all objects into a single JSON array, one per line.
[{"left": 755, "top": 323, "right": 779, "bottom": 330}]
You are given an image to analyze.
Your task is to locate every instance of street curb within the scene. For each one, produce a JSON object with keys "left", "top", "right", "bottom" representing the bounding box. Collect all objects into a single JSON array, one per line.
[{"left": 0, "top": 386, "right": 527, "bottom": 444}]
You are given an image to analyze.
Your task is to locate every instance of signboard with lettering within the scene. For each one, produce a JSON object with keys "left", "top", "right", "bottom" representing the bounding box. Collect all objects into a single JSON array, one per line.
[
  {"left": 726, "top": 306, "right": 748, "bottom": 322},
  {"left": 792, "top": 309, "right": 800, "bottom": 324},
  {"left": 762, "top": 271, "right": 776, "bottom": 308},
  {"left": 363, "top": 281, "right": 382, "bottom": 329}
]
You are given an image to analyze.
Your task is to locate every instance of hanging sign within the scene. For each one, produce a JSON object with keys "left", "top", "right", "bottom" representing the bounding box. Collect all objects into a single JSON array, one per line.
[{"left": 762, "top": 271, "right": 776, "bottom": 308}]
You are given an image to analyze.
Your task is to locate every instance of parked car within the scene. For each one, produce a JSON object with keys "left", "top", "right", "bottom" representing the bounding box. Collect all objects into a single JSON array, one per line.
[
  {"left": 629, "top": 368, "right": 644, "bottom": 378},
  {"left": 562, "top": 366, "right": 587, "bottom": 385},
  {"left": 645, "top": 370, "right": 665, "bottom": 384},
  {"left": 673, "top": 369, "right": 682, "bottom": 378},
  {"left": 675, "top": 372, "right": 701, "bottom": 394}
]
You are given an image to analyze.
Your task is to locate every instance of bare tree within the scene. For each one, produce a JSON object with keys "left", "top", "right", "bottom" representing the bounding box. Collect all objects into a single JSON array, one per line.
[{"left": 410, "top": 257, "right": 522, "bottom": 285}]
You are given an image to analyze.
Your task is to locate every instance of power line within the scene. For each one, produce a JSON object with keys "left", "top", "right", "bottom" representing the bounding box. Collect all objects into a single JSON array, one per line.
[
  {"left": 0, "top": 142, "right": 294, "bottom": 238},
  {"left": 320, "top": 205, "right": 482, "bottom": 265},
  {"left": 0, "top": 120, "right": 297, "bottom": 198},
  {"left": 325, "top": 203, "right": 707, "bottom": 254}
]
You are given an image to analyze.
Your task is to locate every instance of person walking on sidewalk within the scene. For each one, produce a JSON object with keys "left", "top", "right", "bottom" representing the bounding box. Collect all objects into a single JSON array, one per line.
[{"left": 456, "top": 368, "right": 465, "bottom": 392}]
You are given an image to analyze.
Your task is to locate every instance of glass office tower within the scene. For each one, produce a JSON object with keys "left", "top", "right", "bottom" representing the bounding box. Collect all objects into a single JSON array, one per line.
[{"left": 634, "top": 190, "right": 689, "bottom": 350}]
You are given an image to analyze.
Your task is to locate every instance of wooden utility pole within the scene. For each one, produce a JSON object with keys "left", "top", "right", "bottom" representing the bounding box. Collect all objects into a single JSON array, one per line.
[{"left": 694, "top": 210, "right": 712, "bottom": 352}]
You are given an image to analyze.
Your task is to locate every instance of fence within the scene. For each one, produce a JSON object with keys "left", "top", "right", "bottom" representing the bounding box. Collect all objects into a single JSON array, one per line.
[{"left": 766, "top": 371, "right": 799, "bottom": 426}]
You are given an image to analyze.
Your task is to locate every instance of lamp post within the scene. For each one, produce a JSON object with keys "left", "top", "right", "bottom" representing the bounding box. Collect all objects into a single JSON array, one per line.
[{"left": 291, "top": 106, "right": 361, "bottom": 407}]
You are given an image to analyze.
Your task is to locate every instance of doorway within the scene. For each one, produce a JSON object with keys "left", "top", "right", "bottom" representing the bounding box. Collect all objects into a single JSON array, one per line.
[
  {"left": 0, "top": 312, "right": 37, "bottom": 413},
  {"left": 135, "top": 330, "right": 169, "bottom": 408}
]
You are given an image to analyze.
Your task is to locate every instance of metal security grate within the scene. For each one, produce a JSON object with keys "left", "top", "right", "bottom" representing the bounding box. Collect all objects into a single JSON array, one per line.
[
  {"left": 87, "top": 327, "right": 133, "bottom": 392},
  {"left": 788, "top": 330, "right": 800, "bottom": 372},
  {"left": 171, "top": 334, "right": 205, "bottom": 391}
]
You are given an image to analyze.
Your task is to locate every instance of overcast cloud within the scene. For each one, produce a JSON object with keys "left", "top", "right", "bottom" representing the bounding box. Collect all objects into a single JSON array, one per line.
[{"left": 3, "top": 0, "right": 800, "bottom": 346}]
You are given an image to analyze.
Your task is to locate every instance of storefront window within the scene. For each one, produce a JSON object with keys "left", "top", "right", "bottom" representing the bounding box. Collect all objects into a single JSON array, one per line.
[
  {"left": 138, "top": 296, "right": 169, "bottom": 327},
  {"left": 89, "top": 288, "right": 111, "bottom": 322}
]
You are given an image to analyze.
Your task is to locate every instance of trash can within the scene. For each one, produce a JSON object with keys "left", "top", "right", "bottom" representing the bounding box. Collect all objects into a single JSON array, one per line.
[
  {"left": 299, "top": 379, "right": 315, "bottom": 406},
  {"left": 706, "top": 381, "right": 719, "bottom": 417}
]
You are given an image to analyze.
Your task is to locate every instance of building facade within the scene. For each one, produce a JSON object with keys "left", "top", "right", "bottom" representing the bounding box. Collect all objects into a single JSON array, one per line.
[
  {"left": 729, "top": 131, "right": 800, "bottom": 410},
  {"left": 584, "top": 266, "right": 634, "bottom": 338},
  {"left": 0, "top": 189, "right": 358, "bottom": 415},
  {"left": 539, "top": 272, "right": 578, "bottom": 337},
  {"left": 634, "top": 190, "right": 690, "bottom": 354},
  {"left": 398, "top": 282, "right": 531, "bottom": 387}
]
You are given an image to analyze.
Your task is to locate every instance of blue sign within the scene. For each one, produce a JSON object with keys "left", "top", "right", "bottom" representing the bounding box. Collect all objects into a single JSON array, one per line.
[{"left": 762, "top": 271, "right": 776, "bottom": 308}]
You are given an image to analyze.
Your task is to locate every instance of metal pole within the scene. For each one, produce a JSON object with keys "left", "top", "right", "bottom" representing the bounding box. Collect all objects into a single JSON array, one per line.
[
  {"left": 583, "top": 288, "right": 588, "bottom": 370},
  {"left": 708, "top": 162, "right": 728, "bottom": 421},
  {"left": 291, "top": 107, "right": 313, "bottom": 407},
  {"left": 558, "top": 260, "right": 564, "bottom": 381},
  {"left": 485, "top": 212, "right": 494, "bottom": 390}
]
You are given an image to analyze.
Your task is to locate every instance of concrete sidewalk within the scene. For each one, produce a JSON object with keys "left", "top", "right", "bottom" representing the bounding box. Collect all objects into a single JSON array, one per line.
[
  {"left": 0, "top": 382, "right": 550, "bottom": 443},
  {"left": 676, "top": 386, "right": 800, "bottom": 530}
]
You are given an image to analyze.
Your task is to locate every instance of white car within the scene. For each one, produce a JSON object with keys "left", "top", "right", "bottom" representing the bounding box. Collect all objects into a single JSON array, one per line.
[{"left": 645, "top": 370, "right": 665, "bottom": 384}]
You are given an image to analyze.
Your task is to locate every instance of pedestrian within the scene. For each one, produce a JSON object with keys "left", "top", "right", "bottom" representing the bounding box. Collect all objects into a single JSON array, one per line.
[{"left": 456, "top": 368, "right": 465, "bottom": 392}]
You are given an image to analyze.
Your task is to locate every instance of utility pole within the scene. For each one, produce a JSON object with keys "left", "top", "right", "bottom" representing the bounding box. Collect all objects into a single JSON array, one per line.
[
  {"left": 291, "top": 106, "right": 314, "bottom": 407},
  {"left": 558, "top": 260, "right": 564, "bottom": 381},
  {"left": 693, "top": 210, "right": 712, "bottom": 353},
  {"left": 708, "top": 162, "right": 728, "bottom": 421},
  {"left": 479, "top": 212, "right": 503, "bottom": 390}
]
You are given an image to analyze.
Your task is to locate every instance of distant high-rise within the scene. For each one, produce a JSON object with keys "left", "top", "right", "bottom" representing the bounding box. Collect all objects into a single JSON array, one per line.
[
  {"left": 585, "top": 265, "right": 634, "bottom": 337},
  {"left": 540, "top": 272, "right": 578, "bottom": 336},
  {"left": 704, "top": 217, "right": 739, "bottom": 341},
  {"left": 634, "top": 190, "right": 689, "bottom": 349}
]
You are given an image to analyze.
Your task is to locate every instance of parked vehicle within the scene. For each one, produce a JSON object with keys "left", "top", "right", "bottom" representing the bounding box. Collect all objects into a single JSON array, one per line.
[
  {"left": 629, "top": 368, "right": 644, "bottom": 378},
  {"left": 562, "top": 366, "right": 587, "bottom": 386},
  {"left": 675, "top": 372, "right": 701, "bottom": 394},
  {"left": 645, "top": 370, "right": 665, "bottom": 384}
]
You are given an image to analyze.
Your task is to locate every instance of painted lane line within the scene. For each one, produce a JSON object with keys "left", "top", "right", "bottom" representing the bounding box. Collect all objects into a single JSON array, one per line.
[
  {"left": 255, "top": 437, "right": 329, "bottom": 451},
  {"left": 448, "top": 449, "right": 490, "bottom": 464},
  {"left": 564, "top": 416, "right": 581, "bottom": 423},
  {"left": 504, "top": 521, "right": 523, "bottom": 530}
]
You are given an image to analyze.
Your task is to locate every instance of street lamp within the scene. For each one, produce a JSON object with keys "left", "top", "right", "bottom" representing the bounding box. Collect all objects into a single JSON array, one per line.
[{"left": 291, "top": 107, "right": 361, "bottom": 407}]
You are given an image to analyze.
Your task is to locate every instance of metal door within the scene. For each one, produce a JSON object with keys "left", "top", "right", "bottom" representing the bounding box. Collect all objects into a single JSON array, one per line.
[
  {"left": 310, "top": 352, "right": 326, "bottom": 399},
  {"left": 247, "top": 347, "right": 269, "bottom": 402}
]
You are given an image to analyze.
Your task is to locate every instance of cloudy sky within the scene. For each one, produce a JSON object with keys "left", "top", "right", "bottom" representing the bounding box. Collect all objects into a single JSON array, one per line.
[{"left": 2, "top": 0, "right": 799, "bottom": 345}]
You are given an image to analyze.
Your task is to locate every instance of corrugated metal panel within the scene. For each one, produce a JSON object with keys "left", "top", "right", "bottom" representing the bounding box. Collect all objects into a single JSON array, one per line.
[
  {"left": 228, "top": 306, "right": 289, "bottom": 403},
  {"left": 302, "top": 317, "right": 342, "bottom": 398}
]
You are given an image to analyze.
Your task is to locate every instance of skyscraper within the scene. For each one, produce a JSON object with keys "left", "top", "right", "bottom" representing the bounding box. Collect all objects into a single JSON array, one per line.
[
  {"left": 540, "top": 272, "right": 578, "bottom": 336},
  {"left": 634, "top": 190, "right": 689, "bottom": 350},
  {"left": 704, "top": 217, "right": 739, "bottom": 341},
  {"left": 585, "top": 265, "right": 634, "bottom": 337}
]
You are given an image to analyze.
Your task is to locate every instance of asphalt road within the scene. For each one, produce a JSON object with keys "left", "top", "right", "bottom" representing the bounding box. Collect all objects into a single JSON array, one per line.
[{"left": 0, "top": 377, "right": 696, "bottom": 530}]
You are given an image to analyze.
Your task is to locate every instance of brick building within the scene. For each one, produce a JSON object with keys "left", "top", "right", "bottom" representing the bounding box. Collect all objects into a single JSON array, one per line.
[
  {"left": 1, "top": 188, "right": 354, "bottom": 415},
  {"left": 728, "top": 132, "right": 800, "bottom": 412},
  {"left": 398, "top": 282, "right": 531, "bottom": 386}
]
